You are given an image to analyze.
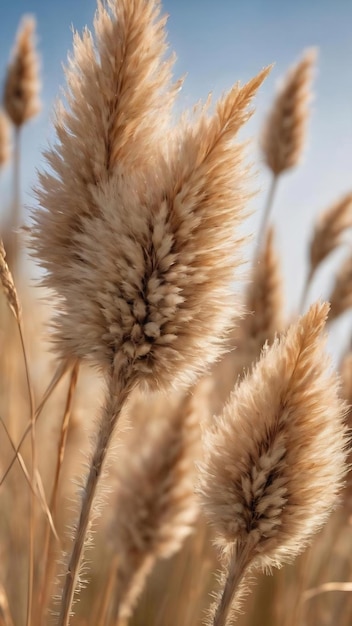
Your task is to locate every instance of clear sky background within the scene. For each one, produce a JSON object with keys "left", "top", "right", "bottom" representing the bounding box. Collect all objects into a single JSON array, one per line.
[{"left": 0, "top": 0, "right": 351, "bottom": 353}]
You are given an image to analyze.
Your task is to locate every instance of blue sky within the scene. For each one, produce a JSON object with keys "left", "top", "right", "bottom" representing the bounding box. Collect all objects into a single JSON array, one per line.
[{"left": 0, "top": 0, "right": 351, "bottom": 347}]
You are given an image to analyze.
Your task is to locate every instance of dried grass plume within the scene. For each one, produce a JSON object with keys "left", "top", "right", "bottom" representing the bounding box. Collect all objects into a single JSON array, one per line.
[
  {"left": 200, "top": 301, "right": 347, "bottom": 567},
  {"left": 242, "top": 226, "right": 284, "bottom": 348},
  {"left": 261, "top": 48, "right": 316, "bottom": 175},
  {"left": 3, "top": 17, "right": 41, "bottom": 128},
  {"left": 31, "top": 0, "right": 271, "bottom": 389}
]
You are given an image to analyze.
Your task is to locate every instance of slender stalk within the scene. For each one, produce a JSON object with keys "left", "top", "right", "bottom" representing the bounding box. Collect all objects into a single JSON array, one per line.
[
  {"left": 256, "top": 173, "right": 279, "bottom": 253},
  {"left": 16, "top": 321, "right": 36, "bottom": 626},
  {"left": 95, "top": 556, "right": 119, "bottom": 626},
  {"left": 58, "top": 367, "right": 133, "bottom": 626},
  {"left": 11, "top": 126, "right": 21, "bottom": 273},
  {"left": 299, "top": 266, "right": 314, "bottom": 313},
  {"left": 0, "top": 359, "right": 70, "bottom": 486},
  {"left": 38, "top": 362, "right": 79, "bottom": 624},
  {"left": 0, "top": 582, "right": 15, "bottom": 626},
  {"left": 213, "top": 540, "right": 254, "bottom": 626}
]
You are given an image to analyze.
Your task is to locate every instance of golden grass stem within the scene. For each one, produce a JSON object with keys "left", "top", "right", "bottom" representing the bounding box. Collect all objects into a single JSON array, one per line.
[
  {"left": 38, "top": 362, "right": 79, "bottom": 624},
  {"left": 50, "top": 362, "right": 79, "bottom": 513},
  {"left": 0, "top": 246, "right": 37, "bottom": 626},
  {"left": 0, "top": 583, "right": 15, "bottom": 626},
  {"left": 0, "top": 359, "right": 70, "bottom": 486},
  {"left": 10, "top": 127, "right": 21, "bottom": 272},
  {"left": 16, "top": 321, "right": 36, "bottom": 626},
  {"left": 257, "top": 174, "right": 278, "bottom": 253},
  {"left": 0, "top": 416, "right": 33, "bottom": 491},
  {"left": 303, "top": 582, "right": 352, "bottom": 600},
  {"left": 95, "top": 556, "right": 119, "bottom": 626},
  {"left": 212, "top": 541, "right": 253, "bottom": 626},
  {"left": 58, "top": 370, "right": 133, "bottom": 626}
]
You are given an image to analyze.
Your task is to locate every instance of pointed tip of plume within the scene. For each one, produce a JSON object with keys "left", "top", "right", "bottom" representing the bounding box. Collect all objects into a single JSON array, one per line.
[
  {"left": 261, "top": 48, "right": 317, "bottom": 175},
  {"left": 199, "top": 300, "right": 348, "bottom": 570},
  {"left": 3, "top": 15, "right": 41, "bottom": 128},
  {"left": 30, "top": 0, "right": 269, "bottom": 389}
]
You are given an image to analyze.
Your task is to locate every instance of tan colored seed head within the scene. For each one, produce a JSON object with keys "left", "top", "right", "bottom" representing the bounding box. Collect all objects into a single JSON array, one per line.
[
  {"left": 242, "top": 226, "right": 284, "bottom": 348},
  {"left": 3, "top": 17, "right": 41, "bottom": 128},
  {"left": 30, "top": 0, "right": 270, "bottom": 389},
  {"left": 261, "top": 48, "right": 316, "bottom": 175},
  {"left": 199, "top": 302, "right": 348, "bottom": 570}
]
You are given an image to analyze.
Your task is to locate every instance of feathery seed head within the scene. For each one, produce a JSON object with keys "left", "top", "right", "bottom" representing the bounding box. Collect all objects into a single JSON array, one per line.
[
  {"left": 310, "top": 193, "right": 352, "bottom": 274},
  {"left": 30, "top": 0, "right": 270, "bottom": 389},
  {"left": 199, "top": 302, "right": 348, "bottom": 569},
  {"left": 3, "top": 17, "right": 41, "bottom": 127},
  {"left": 243, "top": 226, "right": 284, "bottom": 347},
  {"left": 261, "top": 48, "right": 316, "bottom": 175}
]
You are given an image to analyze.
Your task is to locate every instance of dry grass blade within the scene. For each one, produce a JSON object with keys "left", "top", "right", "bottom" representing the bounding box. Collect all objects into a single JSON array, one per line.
[
  {"left": 0, "top": 416, "right": 56, "bottom": 535},
  {"left": 37, "top": 362, "right": 79, "bottom": 623},
  {"left": 0, "top": 358, "right": 70, "bottom": 486},
  {"left": 107, "top": 394, "right": 199, "bottom": 622},
  {"left": 328, "top": 253, "right": 352, "bottom": 322},
  {"left": 199, "top": 302, "right": 348, "bottom": 625},
  {"left": 243, "top": 226, "right": 284, "bottom": 348},
  {"left": 303, "top": 582, "right": 352, "bottom": 601},
  {"left": 0, "top": 416, "right": 33, "bottom": 491},
  {"left": 310, "top": 193, "right": 352, "bottom": 275},
  {"left": 261, "top": 48, "right": 316, "bottom": 175},
  {"left": 3, "top": 16, "right": 41, "bottom": 128}
]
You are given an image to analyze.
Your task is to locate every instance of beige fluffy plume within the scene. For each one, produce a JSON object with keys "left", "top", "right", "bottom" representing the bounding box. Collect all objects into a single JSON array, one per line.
[
  {"left": 242, "top": 226, "right": 284, "bottom": 348},
  {"left": 261, "top": 48, "right": 316, "bottom": 175},
  {"left": 3, "top": 17, "right": 41, "bottom": 127},
  {"left": 199, "top": 302, "right": 348, "bottom": 625},
  {"left": 31, "top": 0, "right": 270, "bottom": 389},
  {"left": 107, "top": 394, "right": 199, "bottom": 622}
]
